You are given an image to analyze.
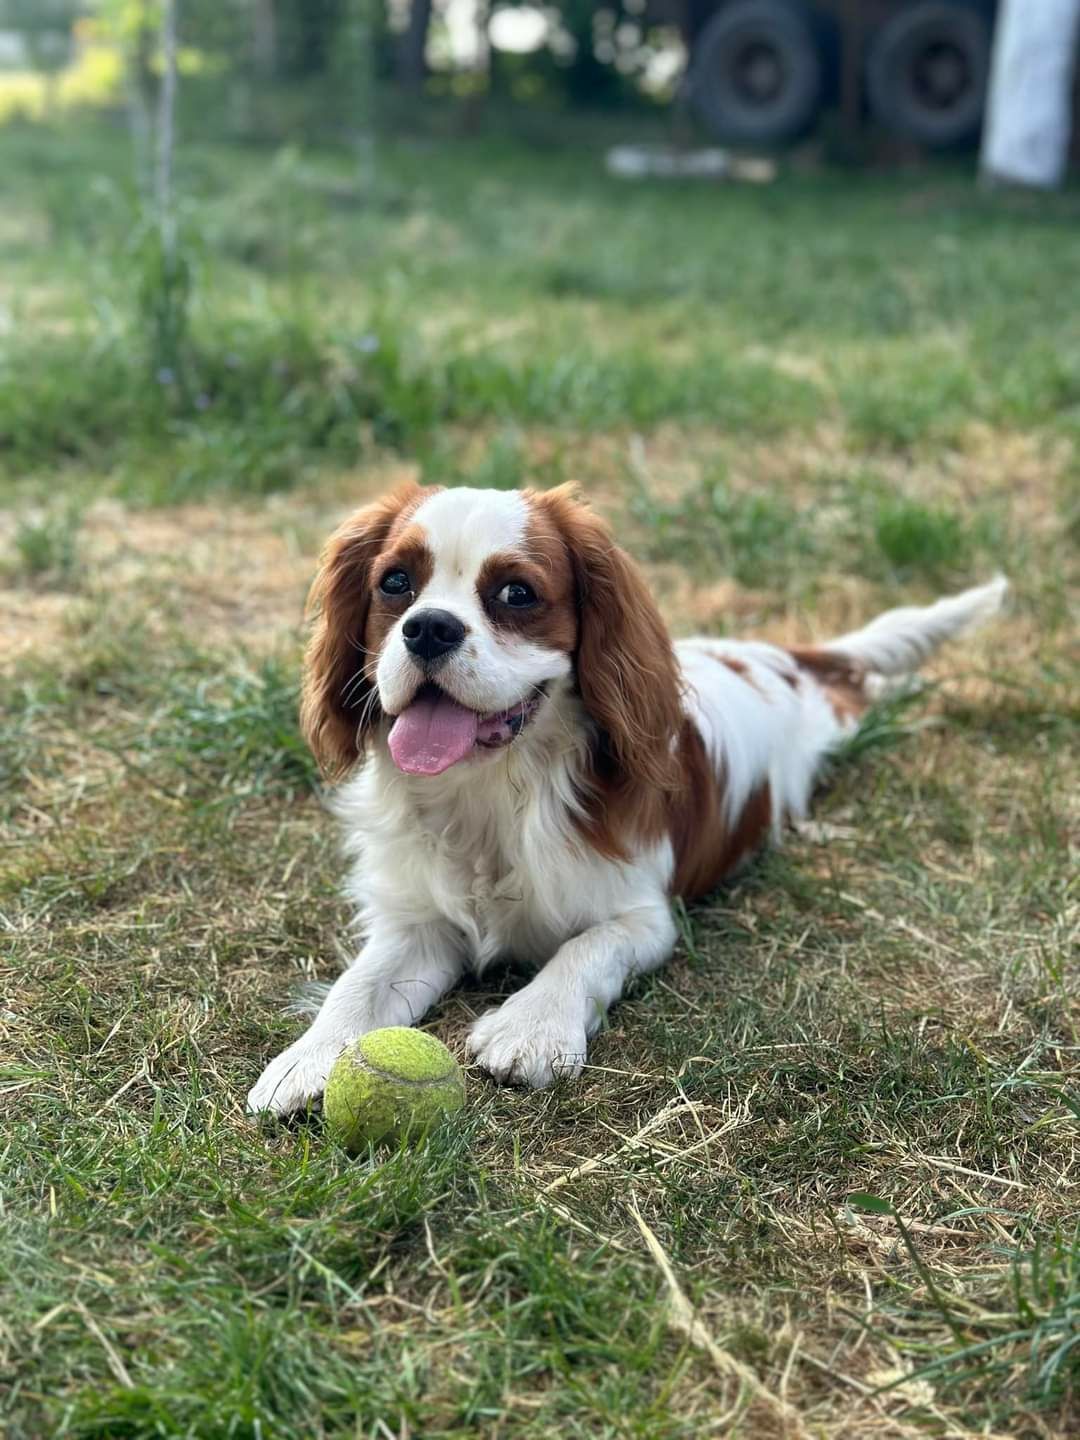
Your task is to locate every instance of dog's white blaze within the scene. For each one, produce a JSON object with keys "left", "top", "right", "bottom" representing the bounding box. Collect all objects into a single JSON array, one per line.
[
  {"left": 412, "top": 486, "right": 529, "bottom": 579},
  {"left": 374, "top": 486, "right": 570, "bottom": 717},
  {"left": 406, "top": 486, "right": 527, "bottom": 636}
]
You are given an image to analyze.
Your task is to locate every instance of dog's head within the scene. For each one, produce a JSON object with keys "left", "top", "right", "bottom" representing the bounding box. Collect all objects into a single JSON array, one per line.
[{"left": 301, "top": 482, "right": 682, "bottom": 786}]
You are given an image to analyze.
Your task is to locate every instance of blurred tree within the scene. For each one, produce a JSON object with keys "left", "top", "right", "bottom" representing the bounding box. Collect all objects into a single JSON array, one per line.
[
  {"left": 275, "top": 0, "right": 344, "bottom": 76},
  {"left": 397, "top": 0, "right": 432, "bottom": 90},
  {"left": 98, "top": 0, "right": 160, "bottom": 191},
  {"left": 0, "top": 0, "right": 84, "bottom": 114},
  {"left": 485, "top": 0, "right": 665, "bottom": 111},
  {"left": 252, "top": 0, "right": 276, "bottom": 78},
  {"left": 557, "top": 0, "right": 624, "bottom": 106}
]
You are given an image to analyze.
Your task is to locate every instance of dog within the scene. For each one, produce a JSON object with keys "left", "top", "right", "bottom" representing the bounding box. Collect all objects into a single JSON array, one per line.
[{"left": 247, "top": 481, "right": 1006, "bottom": 1115}]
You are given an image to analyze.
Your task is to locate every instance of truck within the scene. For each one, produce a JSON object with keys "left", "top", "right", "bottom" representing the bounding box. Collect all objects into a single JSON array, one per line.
[{"left": 680, "top": 0, "right": 998, "bottom": 148}]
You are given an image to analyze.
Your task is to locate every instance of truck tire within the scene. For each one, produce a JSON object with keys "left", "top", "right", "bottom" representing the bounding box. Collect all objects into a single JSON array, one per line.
[
  {"left": 690, "top": 0, "right": 824, "bottom": 146},
  {"left": 866, "top": 2, "right": 993, "bottom": 148}
]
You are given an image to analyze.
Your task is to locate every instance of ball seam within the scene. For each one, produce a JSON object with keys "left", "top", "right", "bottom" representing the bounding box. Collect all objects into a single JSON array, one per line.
[{"left": 348, "top": 1057, "right": 458, "bottom": 1088}]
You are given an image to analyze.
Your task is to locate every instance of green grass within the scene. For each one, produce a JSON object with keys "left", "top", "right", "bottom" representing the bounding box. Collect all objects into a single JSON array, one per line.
[
  {"left": 2, "top": 119, "right": 1080, "bottom": 502},
  {"left": 1, "top": 113, "right": 1078, "bottom": 1439},
  {"left": 3, "top": 502, "right": 83, "bottom": 586},
  {"left": 630, "top": 471, "right": 815, "bottom": 590}
]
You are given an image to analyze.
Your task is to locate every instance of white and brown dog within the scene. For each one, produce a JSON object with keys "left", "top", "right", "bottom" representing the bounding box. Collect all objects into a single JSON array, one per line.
[{"left": 248, "top": 482, "right": 1006, "bottom": 1115}]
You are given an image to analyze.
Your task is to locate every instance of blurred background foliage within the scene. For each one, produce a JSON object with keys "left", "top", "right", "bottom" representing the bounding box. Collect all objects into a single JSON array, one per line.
[
  {"left": 0, "top": 0, "right": 678, "bottom": 135},
  {"left": 0, "top": 0, "right": 699, "bottom": 505}
]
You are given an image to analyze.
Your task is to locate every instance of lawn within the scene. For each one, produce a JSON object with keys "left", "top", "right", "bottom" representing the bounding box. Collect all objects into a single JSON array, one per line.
[{"left": 1, "top": 113, "right": 1078, "bottom": 1438}]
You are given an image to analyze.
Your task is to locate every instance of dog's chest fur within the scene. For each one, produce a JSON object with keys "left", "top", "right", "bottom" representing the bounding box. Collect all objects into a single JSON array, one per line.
[{"left": 335, "top": 720, "right": 670, "bottom": 972}]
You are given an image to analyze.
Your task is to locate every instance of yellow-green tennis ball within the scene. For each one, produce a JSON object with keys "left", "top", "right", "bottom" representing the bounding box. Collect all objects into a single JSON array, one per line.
[{"left": 323, "top": 1028, "right": 465, "bottom": 1152}]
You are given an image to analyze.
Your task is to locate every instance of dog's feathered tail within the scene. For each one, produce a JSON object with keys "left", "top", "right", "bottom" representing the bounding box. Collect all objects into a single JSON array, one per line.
[{"left": 823, "top": 576, "right": 1008, "bottom": 677}]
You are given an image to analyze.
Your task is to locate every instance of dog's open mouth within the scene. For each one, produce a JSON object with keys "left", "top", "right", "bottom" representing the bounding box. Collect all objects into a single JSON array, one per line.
[{"left": 387, "top": 683, "right": 545, "bottom": 777}]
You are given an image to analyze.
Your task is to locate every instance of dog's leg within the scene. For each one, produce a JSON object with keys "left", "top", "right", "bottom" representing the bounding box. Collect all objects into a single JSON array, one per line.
[
  {"left": 468, "top": 902, "right": 676, "bottom": 1088},
  {"left": 247, "top": 923, "right": 464, "bottom": 1115}
]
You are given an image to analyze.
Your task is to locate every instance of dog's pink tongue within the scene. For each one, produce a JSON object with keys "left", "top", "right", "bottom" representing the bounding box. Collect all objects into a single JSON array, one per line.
[{"left": 388, "top": 692, "right": 479, "bottom": 776}]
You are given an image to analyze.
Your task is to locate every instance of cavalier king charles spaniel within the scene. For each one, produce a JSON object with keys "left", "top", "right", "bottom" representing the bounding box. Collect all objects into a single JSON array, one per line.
[{"left": 248, "top": 481, "right": 1006, "bottom": 1114}]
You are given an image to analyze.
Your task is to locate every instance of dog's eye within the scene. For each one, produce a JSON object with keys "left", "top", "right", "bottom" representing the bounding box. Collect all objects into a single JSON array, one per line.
[
  {"left": 379, "top": 569, "right": 411, "bottom": 596},
  {"left": 495, "top": 581, "right": 538, "bottom": 609}
]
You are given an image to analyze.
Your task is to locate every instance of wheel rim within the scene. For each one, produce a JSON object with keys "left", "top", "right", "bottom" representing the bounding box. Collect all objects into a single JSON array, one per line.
[
  {"left": 912, "top": 40, "right": 971, "bottom": 111},
  {"left": 731, "top": 40, "right": 787, "bottom": 105}
]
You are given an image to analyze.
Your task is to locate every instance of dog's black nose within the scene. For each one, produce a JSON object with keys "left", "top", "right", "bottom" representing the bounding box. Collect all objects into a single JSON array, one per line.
[{"left": 402, "top": 608, "right": 466, "bottom": 663}]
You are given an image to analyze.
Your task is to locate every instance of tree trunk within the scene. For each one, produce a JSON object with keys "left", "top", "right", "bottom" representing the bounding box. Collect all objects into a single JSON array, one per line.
[
  {"left": 397, "top": 0, "right": 433, "bottom": 91},
  {"left": 126, "top": 0, "right": 157, "bottom": 197},
  {"left": 252, "top": 0, "right": 277, "bottom": 80}
]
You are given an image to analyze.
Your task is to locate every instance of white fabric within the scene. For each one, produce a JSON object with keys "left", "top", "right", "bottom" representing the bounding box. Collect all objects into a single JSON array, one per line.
[{"left": 981, "top": 0, "right": 1080, "bottom": 188}]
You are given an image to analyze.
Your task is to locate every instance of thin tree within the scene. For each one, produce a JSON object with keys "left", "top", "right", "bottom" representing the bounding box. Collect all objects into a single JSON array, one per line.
[{"left": 397, "top": 0, "right": 433, "bottom": 91}]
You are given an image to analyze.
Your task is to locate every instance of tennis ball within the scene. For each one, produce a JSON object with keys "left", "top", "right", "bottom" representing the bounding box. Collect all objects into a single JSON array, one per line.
[{"left": 323, "top": 1028, "right": 465, "bottom": 1152}]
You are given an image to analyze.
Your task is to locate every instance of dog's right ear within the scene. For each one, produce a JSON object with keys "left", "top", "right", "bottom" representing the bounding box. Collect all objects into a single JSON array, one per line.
[{"left": 300, "top": 481, "right": 423, "bottom": 779}]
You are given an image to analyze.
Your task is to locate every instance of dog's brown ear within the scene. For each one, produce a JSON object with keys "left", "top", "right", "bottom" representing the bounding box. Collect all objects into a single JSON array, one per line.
[
  {"left": 537, "top": 485, "right": 683, "bottom": 792},
  {"left": 301, "top": 481, "right": 423, "bottom": 778}
]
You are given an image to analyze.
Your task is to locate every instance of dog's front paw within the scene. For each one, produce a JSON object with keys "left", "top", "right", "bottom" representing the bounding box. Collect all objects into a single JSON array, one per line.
[
  {"left": 247, "top": 1036, "right": 344, "bottom": 1116},
  {"left": 468, "top": 995, "right": 588, "bottom": 1088}
]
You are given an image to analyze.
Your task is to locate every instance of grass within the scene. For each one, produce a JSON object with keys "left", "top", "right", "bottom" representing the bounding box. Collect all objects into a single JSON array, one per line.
[
  {"left": 3, "top": 503, "right": 83, "bottom": 587},
  {"left": 1, "top": 111, "right": 1078, "bottom": 1438},
  {"left": 2, "top": 118, "right": 1080, "bottom": 502}
]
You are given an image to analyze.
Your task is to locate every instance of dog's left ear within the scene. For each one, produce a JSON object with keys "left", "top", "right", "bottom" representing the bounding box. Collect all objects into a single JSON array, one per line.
[
  {"left": 301, "top": 481, "right": 422, "bottom": 779},
  {"left": 536, "top": 485, "right": 683, "bottom": 791}
]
